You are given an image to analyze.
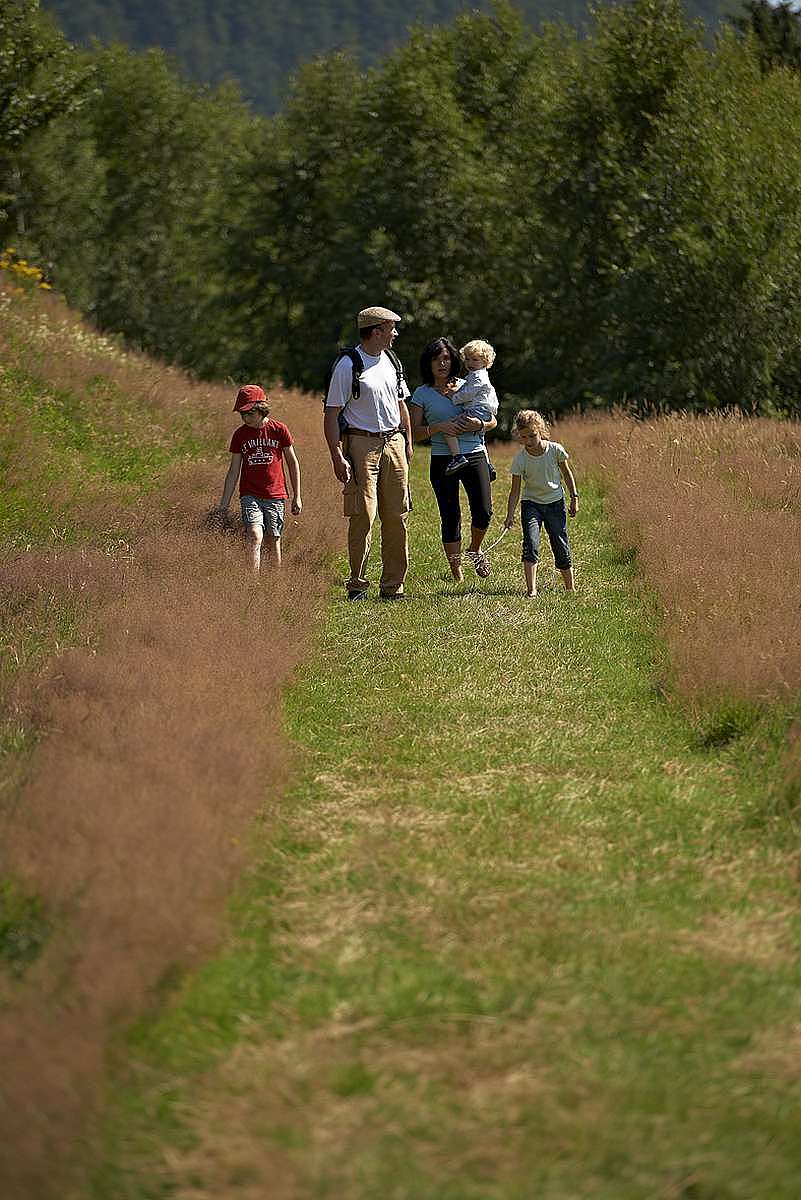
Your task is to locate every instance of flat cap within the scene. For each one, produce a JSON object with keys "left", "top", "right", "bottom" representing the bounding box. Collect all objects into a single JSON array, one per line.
[{"left": 357, "top": 305, "right": 402, "bottom": 329}]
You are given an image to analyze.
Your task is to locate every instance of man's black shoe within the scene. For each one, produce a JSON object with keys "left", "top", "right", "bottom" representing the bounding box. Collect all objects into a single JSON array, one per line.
[{"left": 347, "top": 590, "right": 368, "bottom": 601}]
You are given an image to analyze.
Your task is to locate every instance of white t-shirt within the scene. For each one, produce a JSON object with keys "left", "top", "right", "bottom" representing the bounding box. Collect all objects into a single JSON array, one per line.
[
  {"left": 325, "top": 347, "right": 409, "bottom": 433},
  {"left": 511, "top": 442, "right": 568, "bottom": 504},
  {"left": 453, "top": 368, "right": 499, "bottom": 419}
]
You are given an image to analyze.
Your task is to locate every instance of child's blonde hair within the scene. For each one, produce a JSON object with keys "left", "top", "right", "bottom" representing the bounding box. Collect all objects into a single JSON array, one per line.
[
  {"left": 460, "top": 338, "right": 495, "bottom": 368},
  {"left": 514, "top": 409, "right": 550, "bottom": 438}
]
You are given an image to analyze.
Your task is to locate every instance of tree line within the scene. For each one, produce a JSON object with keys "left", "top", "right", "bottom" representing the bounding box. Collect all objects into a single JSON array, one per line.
[
  {"left": 40, "top": 0, "right": 739, "bottom": 116},
  {"left": 4, "top": 0, "right": 801, "bottom": 428}
]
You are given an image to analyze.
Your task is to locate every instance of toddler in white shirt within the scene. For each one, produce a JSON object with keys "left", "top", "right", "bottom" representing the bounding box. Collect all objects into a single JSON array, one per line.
[{"left": 445, "top": 339, "right": 499, "bottom": 478}]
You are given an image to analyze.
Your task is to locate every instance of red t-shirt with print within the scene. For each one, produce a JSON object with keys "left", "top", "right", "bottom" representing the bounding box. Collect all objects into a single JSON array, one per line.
[{"left": 229, "top": 419, "right": 293, "bottom": 500}]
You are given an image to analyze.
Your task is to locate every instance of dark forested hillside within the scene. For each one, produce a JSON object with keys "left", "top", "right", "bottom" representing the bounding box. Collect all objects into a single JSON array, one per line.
[{"left": 42, "top": 0, "right": 740, "bottom": 113}]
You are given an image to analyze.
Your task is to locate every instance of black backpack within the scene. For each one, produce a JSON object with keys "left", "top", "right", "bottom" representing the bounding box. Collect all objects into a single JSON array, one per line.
[{"left": 323, "top": 346, "right": 408, "bottom": 429}]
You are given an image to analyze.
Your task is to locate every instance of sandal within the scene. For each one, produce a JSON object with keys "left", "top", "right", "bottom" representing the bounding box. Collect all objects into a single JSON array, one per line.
[{"left": 466, "top": 550, "right": 491, "bottom": 578}]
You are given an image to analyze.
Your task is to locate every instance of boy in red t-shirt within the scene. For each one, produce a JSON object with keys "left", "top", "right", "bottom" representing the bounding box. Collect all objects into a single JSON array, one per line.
[{"left": 214, "top": 384, "right": 302, "bottom": 573}]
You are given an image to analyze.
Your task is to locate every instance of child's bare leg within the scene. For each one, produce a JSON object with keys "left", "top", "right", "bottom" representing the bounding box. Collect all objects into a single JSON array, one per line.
[
  {"left": 248, "top": 525, "right": 263, "bottom": 575},
  {"left": 262, "top": 534, "right": 282, "bottom": 568},
  {"left": 445, "top": 434, "right": 460, "bottom": 457},
  {"left": 559, "top": 566, "right": 574, "bottom": 592},
  {"left": 444, "top": 540, "right": 463, "bottom": 581},
  {"left": 524, "top": 562, "right": 537, "bottom": 597}
]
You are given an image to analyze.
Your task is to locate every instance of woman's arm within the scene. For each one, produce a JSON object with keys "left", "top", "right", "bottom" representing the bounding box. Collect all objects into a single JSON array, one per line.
[
  {"left": 410, "top": 402, "right": 461, "bottom": 442},
  {"left": 454, "top": 413, "right": 497, "bottom": 433}
]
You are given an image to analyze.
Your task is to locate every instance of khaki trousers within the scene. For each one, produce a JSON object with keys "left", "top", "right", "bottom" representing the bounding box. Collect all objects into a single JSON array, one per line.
[{"left": 342, "top": 432, "right": 410, "bottom": 595}]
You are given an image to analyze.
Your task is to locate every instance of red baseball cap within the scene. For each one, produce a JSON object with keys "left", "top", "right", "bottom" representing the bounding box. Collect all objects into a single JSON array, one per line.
[{"left": 233, "top": 384, "right": 268, "bottom": 412}]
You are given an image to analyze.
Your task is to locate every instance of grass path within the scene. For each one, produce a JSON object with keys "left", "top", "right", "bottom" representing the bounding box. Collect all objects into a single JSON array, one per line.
[{"left": 88, "top": 455, "right": 801, "bottom": 1200}]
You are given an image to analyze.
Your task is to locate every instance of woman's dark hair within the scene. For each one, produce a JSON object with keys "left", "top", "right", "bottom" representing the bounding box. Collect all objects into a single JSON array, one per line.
[{"left": 419, "top": 337, "right": 462, "bottom": 387}]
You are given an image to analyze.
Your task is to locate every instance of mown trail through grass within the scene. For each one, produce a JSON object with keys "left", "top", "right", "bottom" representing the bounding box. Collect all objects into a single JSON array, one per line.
[{"left": 91, "top": 453, "right": 801, "bottom": 1200}]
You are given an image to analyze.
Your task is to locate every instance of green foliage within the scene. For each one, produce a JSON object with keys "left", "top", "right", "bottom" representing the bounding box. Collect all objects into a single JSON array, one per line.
[
  {"left": 12, "top": 42, "right": 256, "bottom": 374},
  {"left": 0, "top": 877, "right": 50, "bottom": 976},
  {"left": 8, "top": 0, "right": 801, "bottom": 418},
  {"left": 0, "top": 0, "right": 93, "bottom": 150},
  {"left": 0, "top": 0, "right": 94, "bottom": 223},
  {"left": 731, "top": 0, "right": 801, "bottom": 72}
]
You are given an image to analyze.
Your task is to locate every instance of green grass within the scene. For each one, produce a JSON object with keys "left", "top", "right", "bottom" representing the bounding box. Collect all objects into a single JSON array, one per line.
[
  {"left": 0, "top": 876, "right": 51, "bottom": 977},
  {"left": 83, "top": 455, "right": 801, "bottom": 1200},
  {"left": 0, "top": 365, "right": 206, "bottom": 547}
]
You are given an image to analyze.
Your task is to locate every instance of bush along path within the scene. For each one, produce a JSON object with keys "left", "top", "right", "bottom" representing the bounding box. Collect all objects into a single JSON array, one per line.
[{"left": 87, "top": 455, "right": 801, "bottom": 1200}]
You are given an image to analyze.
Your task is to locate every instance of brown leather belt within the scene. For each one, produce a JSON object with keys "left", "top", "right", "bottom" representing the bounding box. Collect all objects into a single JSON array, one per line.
[{"left": 344, "top": 427, "right": 402, "bottom": 440}]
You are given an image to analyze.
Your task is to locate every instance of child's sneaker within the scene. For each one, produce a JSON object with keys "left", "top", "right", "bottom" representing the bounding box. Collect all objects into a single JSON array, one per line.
[{"left": 445, "top": 454, "right": 468, "bottom": 476}]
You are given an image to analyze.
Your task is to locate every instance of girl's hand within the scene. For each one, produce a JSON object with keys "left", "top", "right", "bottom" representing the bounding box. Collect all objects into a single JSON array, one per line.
[
  {"left": 503, "top": 517, "right": 515, "bottom": 531},
  {"left": 569, "top": 496, "right": 578, "bottom": 518},
  {"left": 292, "top": 499, "right": 303, "bottom": 516}
]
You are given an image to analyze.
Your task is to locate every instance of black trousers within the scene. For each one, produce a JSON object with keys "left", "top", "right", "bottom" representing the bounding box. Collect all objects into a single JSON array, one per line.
[{"left": 430, "top": 452, "right": 493, "bottom": 543}]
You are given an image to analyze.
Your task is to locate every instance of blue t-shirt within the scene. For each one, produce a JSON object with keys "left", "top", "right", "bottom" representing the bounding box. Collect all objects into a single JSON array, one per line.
[{"left": 410, "top": 383, "right": 485, "bottom": 457}]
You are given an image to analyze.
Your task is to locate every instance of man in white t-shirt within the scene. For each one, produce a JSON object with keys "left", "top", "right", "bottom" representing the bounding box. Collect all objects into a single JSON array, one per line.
[{"left": 324, "top": 305, "right": 413, "bottom": 601}]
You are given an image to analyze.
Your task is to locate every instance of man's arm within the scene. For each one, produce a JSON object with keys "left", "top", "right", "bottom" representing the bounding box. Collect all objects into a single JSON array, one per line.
[
  {"left": 284, "top": 445, "right": 302, "bottom": 514},
  {"left": 324, "top": 406, "right": 351, "bottom": 484},
  {"left": 399, "top": 397, "right": 413, "bottom": 460}
]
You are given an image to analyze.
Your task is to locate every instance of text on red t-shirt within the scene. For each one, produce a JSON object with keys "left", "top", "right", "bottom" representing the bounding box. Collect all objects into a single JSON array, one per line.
[{"left": 229, "top": 419, "right": 293, "bottom": 500}]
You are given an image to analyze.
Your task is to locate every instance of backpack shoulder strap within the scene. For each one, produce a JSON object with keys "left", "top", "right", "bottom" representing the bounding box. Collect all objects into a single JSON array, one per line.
[
  {"left": 325, "top": 346, "right": 363, "bottom": 406},
  {"left": 385, "top": 346, "right": 407, "bottom": 399},
  {"left": 344, "top": 347, "right": 363, "bottom": 400}
]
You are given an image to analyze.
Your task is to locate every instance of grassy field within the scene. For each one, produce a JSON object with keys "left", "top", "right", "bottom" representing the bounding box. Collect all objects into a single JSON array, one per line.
[
  {"left": 0, "top": 283, "right": 342, "bottom": 1200},
  {"left": 3, "top": 282, "right": 800, "bottom": 1199},
  {"left": 81, "top": 452, "right": 801, "bottom": 1200}
]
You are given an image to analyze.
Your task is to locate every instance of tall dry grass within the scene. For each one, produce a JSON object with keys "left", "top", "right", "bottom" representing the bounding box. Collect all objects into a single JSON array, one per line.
[
  {"left": 1, "top": 285, "right": 215, "bottom": 430},
  {"left": 0, "top": 287, "right": 344, "bottom": 1200},
  {"left": 559, "top": 411, "right": 801, "bottom": 702}
]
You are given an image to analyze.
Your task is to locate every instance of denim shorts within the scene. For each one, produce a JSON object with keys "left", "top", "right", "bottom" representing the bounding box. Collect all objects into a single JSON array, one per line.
[
  {"left": 521, "top": 497, "right": 571, "bottom": 568},
  {"left": 240, "top": 496, "right": 285, "bottom": 537}
]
